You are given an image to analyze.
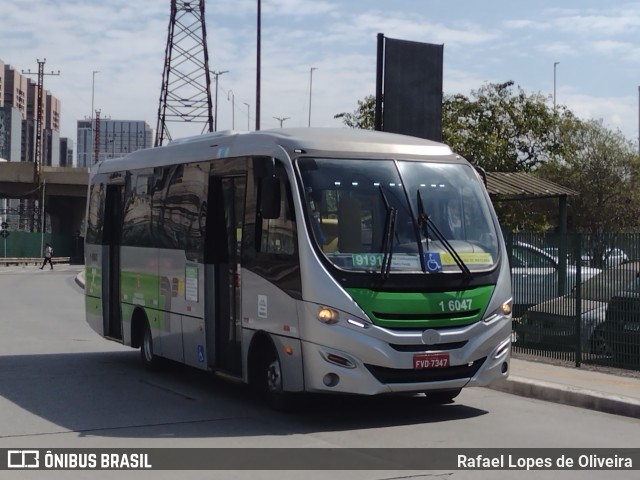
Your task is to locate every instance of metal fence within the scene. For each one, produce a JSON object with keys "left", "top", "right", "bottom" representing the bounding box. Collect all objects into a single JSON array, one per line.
[
  {"left": 507, "top": 232, "right": 640, "bottom": 372},
  {"left": 0, "top": 231, "right": 83, "bottom": 259}
]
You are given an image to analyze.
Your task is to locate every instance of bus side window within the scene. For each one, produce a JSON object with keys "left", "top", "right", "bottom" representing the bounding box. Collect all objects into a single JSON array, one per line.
[
  {"left": 244, "top": 157, "right": 301, "bottom": 299},
  {"left": 122, "top": 171, "right": 153, "bottom": 247},
  {"left": 152, "top": 163, "right": 207, "bottom": 262},
  {"left": 258, "top": 175, "right": 296, "bottom": 256},
  {"left": 86, "top": 181, "right": 105, "bottom": 244}
]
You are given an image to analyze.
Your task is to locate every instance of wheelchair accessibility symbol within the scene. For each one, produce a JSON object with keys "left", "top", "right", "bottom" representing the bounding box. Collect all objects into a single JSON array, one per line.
[{"left": 424, "top": 252, "right": 442, "bottom": 272}]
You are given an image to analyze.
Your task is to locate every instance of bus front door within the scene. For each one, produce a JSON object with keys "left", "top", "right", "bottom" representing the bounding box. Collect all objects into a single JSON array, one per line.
[
  {"left": 205, "top": 175, "right": 246, "bottom": 376},
  {"left": 102, "top": 184, "right": 123, "bottom": 340}
]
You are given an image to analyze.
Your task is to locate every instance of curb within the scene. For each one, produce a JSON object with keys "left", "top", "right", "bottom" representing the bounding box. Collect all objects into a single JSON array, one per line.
[
  {"left": 75, "top": 271, "right": 85, "bottom": 290},
  {"left": 489, "top": 376, "right": 640, "bottom": 419}
]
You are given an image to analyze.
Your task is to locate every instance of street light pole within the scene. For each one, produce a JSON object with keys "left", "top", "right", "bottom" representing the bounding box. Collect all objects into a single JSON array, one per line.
[
  {"left": 553, "top": 61, "right": 559, "bottom": 112},
  {"left": 256, "top": 0, "right": 261, "bottom": 131},
  {"left": 273, "top": 116, "right": 290, "bottom": 128},
  {"left": 211, "top": 70, "right": 229, "bottom": 131},
  {"left": 227, "top": 90, "right": 235, "bottom": 130},
  {"left": 91, "top": 70, "right": 99, "bottom": 166},
  {"left": 308, "top": 67, "right": 317, "bottom": 127},
  {"left": 243, "top": 102, "right": 250, "bottom": 131}
]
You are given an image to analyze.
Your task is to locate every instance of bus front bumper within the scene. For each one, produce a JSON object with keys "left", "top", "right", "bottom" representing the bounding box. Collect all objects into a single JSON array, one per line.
[{"left": 300, "top": 323, "right": 511, "bottom": 396}]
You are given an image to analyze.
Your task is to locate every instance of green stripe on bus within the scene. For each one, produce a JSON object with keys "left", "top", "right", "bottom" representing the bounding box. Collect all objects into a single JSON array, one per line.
[
  {"left": 346, "top": 285, "right": 495, "bottom": 328},
  {"left": 120, "top": 271, "right": 162, "bottom": 310},
  {"left": 85, "top": 295, "right": 102, "bottom": 315}
]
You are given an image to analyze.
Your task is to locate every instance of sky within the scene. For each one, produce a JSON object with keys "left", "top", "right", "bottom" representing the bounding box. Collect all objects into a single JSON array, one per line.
[{"left": 2, "top": 0, "right": 639, "bottom": 151}]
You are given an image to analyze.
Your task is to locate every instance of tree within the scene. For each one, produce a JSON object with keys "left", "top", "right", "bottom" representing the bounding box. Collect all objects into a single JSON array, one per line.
[
  {"left": 537, "top": 118, "right": 640, "bottom": 235},
  {"left": 334, "top": 82, "right": 569, "bottom": 173},
  {"left": 334, "top": 95, "right": 376, "bottom": 130},
  {"left": 334, "top": 86, "right": 640, "bottom": 235},
  {"left": 442, "top": 81, "right": 571, "bottom": 172}
]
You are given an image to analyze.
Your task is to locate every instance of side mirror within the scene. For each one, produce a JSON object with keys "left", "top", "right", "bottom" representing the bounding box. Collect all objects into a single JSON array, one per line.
[
  {"left": 474, "top": 165, "right": 487, "bottom": 187},
  {"left": 260, "top": 176, "right": 281, "bottom": 219}
]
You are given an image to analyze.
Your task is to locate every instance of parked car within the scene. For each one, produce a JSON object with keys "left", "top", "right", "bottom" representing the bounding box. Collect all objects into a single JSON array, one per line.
[
  {"left": 601, "top": 277, "right": 640, "bottom": 366},
  {"left": 510, "top": 242, "right": 600, "bottom": 317},
  {"left": 514, "top": 262, "right": 640, "bottom": 354},
  {"left": 581, "top": 247, "right": 629, "bottom": 268}
]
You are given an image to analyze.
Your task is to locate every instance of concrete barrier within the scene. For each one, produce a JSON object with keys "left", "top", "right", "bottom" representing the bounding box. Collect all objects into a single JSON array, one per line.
[{"left": 0, "top": 257, "right": 71, "bottom": 266}]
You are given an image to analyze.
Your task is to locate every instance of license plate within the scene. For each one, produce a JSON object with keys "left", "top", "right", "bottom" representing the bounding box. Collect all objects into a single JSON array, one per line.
[{"left": 413, "top": 352, "right": 449, "bottom": 369}]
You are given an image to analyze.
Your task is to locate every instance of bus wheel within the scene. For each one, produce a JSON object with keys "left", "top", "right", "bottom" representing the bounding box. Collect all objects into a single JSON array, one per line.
[
  {"left": 140, "top": 320, "right": 161, "bottom": 370},
  {"left": 426, "top": 388, "right": 462, "bottom": 404},
  {"left": 256, "top": 347, "right": 294, "bottom": 412}
]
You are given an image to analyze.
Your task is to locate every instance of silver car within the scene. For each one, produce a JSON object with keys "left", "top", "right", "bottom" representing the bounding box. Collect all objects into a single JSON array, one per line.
[
  {"left": 515, "top": 262, "right": 640, "bottom": 354},
  {"left": 581, "top": 248, "right": 629, "bottom": 268},
  {"left": 510, "top": 242, "right": 600, "bottom": 316}
]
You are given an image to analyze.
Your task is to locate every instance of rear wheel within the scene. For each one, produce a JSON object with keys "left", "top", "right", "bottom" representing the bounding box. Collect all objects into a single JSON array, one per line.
[{"left": 140, "top": 320, "right": 162, "bottom": 370}]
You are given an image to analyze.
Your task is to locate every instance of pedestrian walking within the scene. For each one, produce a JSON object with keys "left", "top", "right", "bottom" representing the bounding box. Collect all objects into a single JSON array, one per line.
[{"left": 40, "top": 243, "right": 53, "bottom": 270}]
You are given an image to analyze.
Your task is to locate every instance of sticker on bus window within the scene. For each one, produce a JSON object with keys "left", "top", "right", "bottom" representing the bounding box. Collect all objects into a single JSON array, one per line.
[
  {"left": 352, "top": 254, "right": 383, "bottom": 268},
  {"left": 439, "top": 252, "right": 494, "bottom": 265},
  {"left": 185, "top": 265, "right": 199, "bottom": 302},
  {"left": 258, "top": 295, "right": 268, "bottom": 318},
  {"left": 424, "top": 253, "right": 443, "bottom": 272}
]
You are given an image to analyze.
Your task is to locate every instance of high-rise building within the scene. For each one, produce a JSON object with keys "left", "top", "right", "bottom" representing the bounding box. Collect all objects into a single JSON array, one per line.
[
  {"left": 45, "top": 92, "right": 61, "bottom": 166},
  {"left": 1, "top": 62, "right": 28, "bottom": 162},
  {"left": 0, "top": 59, "right": 62, "bottom": 232},
  {"left": 25, "top": 78, "right": 61, "bottom": 166},
  {"left": 3, "top": 63, "right": 28, "bottom": 119},
  {"left": 77, "top": 118, "right": 153, "bottom": 168},
  {"left": 59, "top": 137, "right": 74, "bottom": 167}
]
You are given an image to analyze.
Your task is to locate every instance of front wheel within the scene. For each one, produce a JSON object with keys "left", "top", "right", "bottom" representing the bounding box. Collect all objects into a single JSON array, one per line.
[
  {"left": 255, "top": 346, "right": 295, "bottom": 412},
  {"left": 140, "top": 320, "right": 162, "bottom": 370}
]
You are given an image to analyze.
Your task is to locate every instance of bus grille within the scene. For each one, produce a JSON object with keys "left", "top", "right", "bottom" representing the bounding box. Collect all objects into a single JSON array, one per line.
[
  {"left": 364, "top": 357, "right": 486, "bottom": 384},
  {"left": 373, "top": 310, "right": 480, "bottom": 321},
  {"left": 389, "top": 341, "right": 468, "bottom": 352}
]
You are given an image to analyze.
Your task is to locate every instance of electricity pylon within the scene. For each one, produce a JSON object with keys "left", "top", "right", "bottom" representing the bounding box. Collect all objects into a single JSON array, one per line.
[{"left": 155, "top": 0, "right": 214, "bottom": 147}]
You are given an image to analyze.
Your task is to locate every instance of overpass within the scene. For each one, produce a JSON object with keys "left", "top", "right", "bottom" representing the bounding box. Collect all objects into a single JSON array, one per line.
[{"left": 0, "top": 162, "right": 89, "bottom": 236}]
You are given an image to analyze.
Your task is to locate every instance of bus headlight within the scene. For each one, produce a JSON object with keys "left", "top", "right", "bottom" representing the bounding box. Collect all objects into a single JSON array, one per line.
[
  {"left": 317, "top": 306, "right": 340, "bottom": 324},
  {"left": 484, "top": 299, "right": 512, "bottom": 323}
]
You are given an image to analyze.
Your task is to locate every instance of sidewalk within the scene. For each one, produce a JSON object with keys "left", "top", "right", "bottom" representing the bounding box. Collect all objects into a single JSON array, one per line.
[
  {"left": 491, "top": 358, "right": 640, "bottom": 419},
  {"left": 72, "top": 270, "right": 640, "bottom": 419}
]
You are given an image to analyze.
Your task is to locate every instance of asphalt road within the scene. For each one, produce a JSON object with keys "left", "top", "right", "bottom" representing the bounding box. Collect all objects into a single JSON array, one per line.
[{"left": 0, "top": 265, "right": 639, "bottom": 480}]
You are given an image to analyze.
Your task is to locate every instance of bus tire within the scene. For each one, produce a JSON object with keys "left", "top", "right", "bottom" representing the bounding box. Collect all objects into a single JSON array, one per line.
[
  {"left": 140, "top": 319, "right": 162, "bottom": 371},
  {"left": 425, "top": 388, "right": 462, "bottom": 404},
  {"left": 254, "top": 344, "right": 294, "bottom": 412}
]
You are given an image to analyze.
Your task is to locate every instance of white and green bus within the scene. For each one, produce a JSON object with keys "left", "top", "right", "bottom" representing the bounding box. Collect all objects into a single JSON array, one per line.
[{"left": 84, "top": 128, "right": 512, "bottom": 407}]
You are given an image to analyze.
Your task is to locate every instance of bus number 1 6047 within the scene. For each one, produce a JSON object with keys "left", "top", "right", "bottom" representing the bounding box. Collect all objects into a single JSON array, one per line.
[{"left": 439, "top": 299, "right": 472, "bottom": 312}]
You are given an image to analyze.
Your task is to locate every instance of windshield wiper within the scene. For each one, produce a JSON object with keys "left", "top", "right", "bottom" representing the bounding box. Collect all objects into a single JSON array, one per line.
[
  {"left": 417, "top": 190, "right": 471, "bottom": 277},
  {"left": 379, "top": 186, "right": 397, "bottom": 279}
]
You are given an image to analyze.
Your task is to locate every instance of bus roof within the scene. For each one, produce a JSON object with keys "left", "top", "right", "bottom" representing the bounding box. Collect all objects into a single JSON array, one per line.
[{"left": 91, "top": 128, "right": 458, "bottom": 175}]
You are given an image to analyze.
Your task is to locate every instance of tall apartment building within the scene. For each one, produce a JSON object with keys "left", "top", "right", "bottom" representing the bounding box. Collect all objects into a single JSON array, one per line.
[
  {"left": 0, "top": 60, "right": 28, "bottom": 162},
  {"left": 59, "top": 137, "right": 74, "bottom": 167},
  {"left": 77, "top": 118, "right": 153, "bottom": 168},
  {"left": 0, "top": 59, "right": 62, "bottom": 231},
  {"left": 25, "top": 77, "right": 61, "bottom": 166}
]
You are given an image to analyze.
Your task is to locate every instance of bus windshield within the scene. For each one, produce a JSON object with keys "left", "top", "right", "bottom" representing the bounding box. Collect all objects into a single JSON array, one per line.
[{"left": 297, "top": 157, "right": 499, "bottom": 274}]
